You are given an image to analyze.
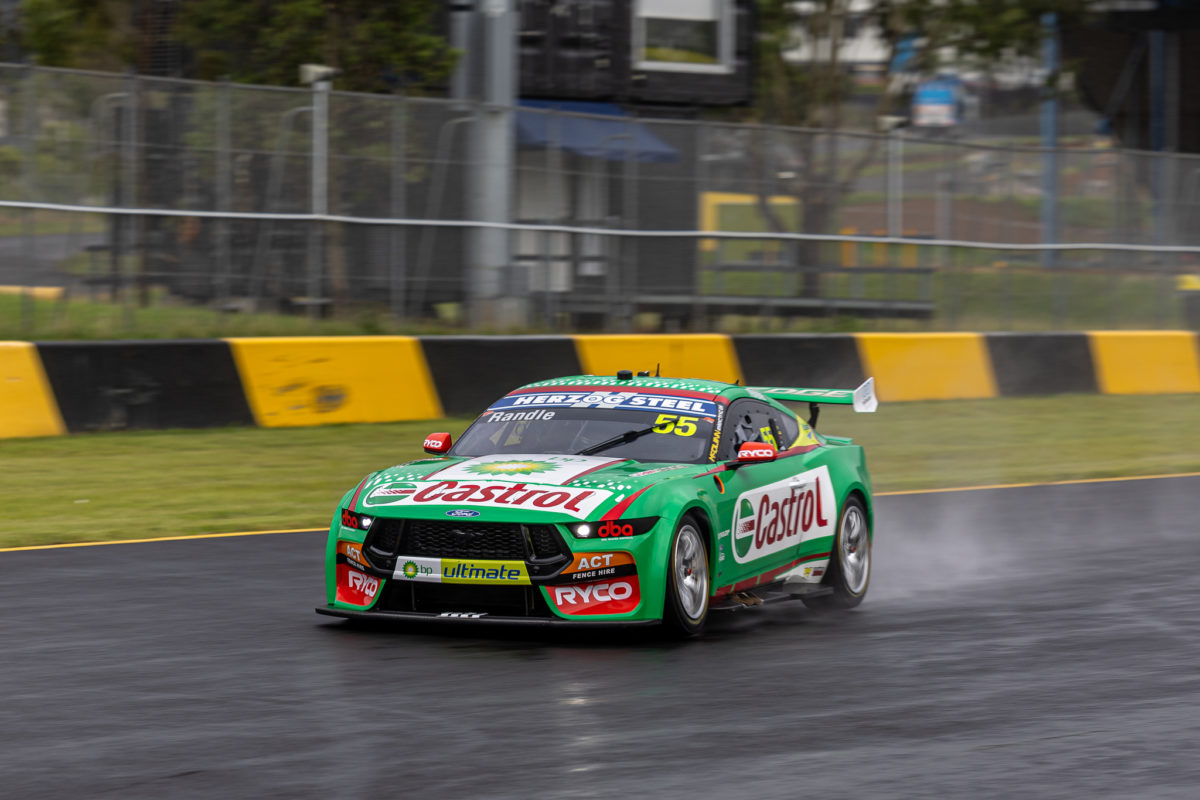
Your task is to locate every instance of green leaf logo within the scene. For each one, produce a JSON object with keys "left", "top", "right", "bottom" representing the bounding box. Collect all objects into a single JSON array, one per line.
[{"left": 734, "top": 498, "right": 755, "bottom": 558}]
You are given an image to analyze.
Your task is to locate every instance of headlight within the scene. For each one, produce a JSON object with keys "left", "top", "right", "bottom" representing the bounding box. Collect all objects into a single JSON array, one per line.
[
  {"left": 568, "top": 517, "right": 658, "bottom": 539},
  {"left": 340, "top": 508, "right": 373, "bottom": 530}
]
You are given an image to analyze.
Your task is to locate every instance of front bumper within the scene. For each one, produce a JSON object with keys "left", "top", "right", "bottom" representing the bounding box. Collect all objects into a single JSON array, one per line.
[
  {"left": 315, "top": 605, "right": 660, "bottom": 628},
  {"left": 328, "top": 517, "right": 667, "bottom": 623}
]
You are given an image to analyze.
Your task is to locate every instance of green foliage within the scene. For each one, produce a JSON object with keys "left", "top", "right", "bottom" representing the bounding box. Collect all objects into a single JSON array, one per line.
[
  {"left": 11, "top": 0, "right": 456, "bottom": 93},
  {"left": 173, "top": 0, "right": 456, "bottom": 92},
  {"left": 15, "top": 0, "right": 136, "bottom": 70}
]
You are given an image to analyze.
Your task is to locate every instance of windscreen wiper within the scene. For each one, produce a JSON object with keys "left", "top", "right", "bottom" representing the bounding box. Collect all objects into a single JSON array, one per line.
[{"left": 575, "top": 425, "right": 657, "bottom": 456}]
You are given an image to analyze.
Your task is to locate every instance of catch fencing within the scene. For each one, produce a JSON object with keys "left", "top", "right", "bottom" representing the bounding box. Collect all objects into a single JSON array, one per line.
[{"left": 1, "top": 63, "right": 1199, "bottom": 333}]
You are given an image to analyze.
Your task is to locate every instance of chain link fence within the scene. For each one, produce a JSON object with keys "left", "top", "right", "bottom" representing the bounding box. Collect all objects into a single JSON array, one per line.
[{"left": 1, "top": 64, "right": 1198, "bottom": 334}]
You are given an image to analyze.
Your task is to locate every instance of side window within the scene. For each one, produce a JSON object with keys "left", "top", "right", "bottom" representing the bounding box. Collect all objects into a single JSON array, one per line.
[
  {"left": 771, "top": 407, "right": 800, "bottom": 448},
  {"left": 718, "top": 400, "right": 779, "bottom": 460}
]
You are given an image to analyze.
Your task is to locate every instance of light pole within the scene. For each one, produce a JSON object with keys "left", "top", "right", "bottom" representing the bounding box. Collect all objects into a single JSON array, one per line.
[{"left": 300, "top": 64, "right": 339, "bottom": 321}]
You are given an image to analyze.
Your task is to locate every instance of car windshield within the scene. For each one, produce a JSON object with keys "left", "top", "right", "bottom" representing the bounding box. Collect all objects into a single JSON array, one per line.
[{"left": 451, "top": 391, "right": 721, "bottom": 464}]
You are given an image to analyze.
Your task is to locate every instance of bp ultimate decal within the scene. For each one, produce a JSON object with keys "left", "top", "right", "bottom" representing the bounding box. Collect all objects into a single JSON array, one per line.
[
  {"left": 731, "top": 465, "right": 837, "bottom": 564},
  {"left": 394, "top": 557, "right": 531, "bottom": 585},
  {"left": 363, "top": 480, "right": 612, "bottom": 518}
]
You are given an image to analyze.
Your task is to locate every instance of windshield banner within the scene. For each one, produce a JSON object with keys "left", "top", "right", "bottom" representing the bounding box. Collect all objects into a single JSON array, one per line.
[{"left": 488, "top": 391, "right": 719, "bottom": 417}]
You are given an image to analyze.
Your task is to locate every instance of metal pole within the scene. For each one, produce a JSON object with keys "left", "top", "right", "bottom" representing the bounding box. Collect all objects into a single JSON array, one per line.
[
  {"left": 1040, "top": 12, "right": 1059, "bottom": 269},
  {"left": 390, "top": 92, "right": 407, "bottom": 321},
  {"left": 887, "top": 129, "right": 899, "bottom": 244},
  {"left": 215, "top": 78, "right": 232, "bottom": 306},
  {"left": 694, "top": 122, "right": 708, "bottom": 331},
  {"left": 622, "top": 118, "right": 637, "bottom": 332},
  {"left": 468, "top": 0, "right": 516, "bottom": 326},
  {"left": 19, "top": 66, "right": 35, "bottom": 333},
  {"left": 309, "top": 79, "right": 329, "bottom": 322},
  {"left": 541, "top": 109, "right": 559, "bottom": 329},
  {"left": 121, "top": 71, "right": 138, "bottom": 328},
  {"left": 1149, "top": 30, "right": 1169, "bottom": 325}
]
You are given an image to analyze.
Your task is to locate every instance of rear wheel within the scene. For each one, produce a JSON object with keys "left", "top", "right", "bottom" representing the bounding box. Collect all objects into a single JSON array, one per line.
[
  {"left": 663, "top": 515, "right": 709, "bottom": 637},
  {"left": 803, "top": 495, "right": 870, "bottom": 612}
]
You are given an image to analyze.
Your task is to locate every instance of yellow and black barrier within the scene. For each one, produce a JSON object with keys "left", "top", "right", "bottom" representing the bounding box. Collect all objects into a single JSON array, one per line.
[{"left": 1, "top": 332, "right": 1197, "bottom": 438}]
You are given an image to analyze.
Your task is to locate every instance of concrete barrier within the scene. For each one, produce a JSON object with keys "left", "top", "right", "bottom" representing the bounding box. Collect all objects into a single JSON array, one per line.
[
  {"left": 0, "top": 342, "right": 64, "bottom": 438},
  {"left": 227, "top": 336, "right": 442, "bottom": 427},
  {"left": 2, "top": 332, "right": 1197, "bottom": 438}
]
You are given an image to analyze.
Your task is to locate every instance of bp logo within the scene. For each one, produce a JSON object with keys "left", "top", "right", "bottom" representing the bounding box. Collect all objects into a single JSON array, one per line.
[
  {"left": 401, "top": 561, "right": 419, "bottom": 579},
  {"left": 465, "top": 460, "right": 558, "bottom": 476},
  {"left": 733, "top": 499, "right": 755, "bottom": 559}
]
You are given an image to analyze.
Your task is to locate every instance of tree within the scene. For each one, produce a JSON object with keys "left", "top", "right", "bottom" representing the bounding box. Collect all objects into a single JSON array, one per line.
[
  {"left": 16, "top": 0, "right": 138, "bottom": 71},
  {"left": 749, "top": 0, "right": 1094, "bottom": 296},
  {"left": 12, "top": 0, "right": 456, "bottom": 92},
  {"left": 174, "top": 0, "right": 455, "bottom": 92}
]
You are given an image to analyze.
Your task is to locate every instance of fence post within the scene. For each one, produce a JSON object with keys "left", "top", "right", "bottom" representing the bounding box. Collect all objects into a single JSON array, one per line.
[
  {"left": 215, "top": 78, "right": 232, "bottom": 307},
  {"left": 390, "top": 91, "right": 407, "bottom": 322},
  {"left": 621, "top": 116, "right": 637, "bottom": 332},
  {"left": 121, "top": 70, "right": 138, "bottom": 328},
  {"left": 308, "top": 79, "right": 330, "bottom": 323},
  {"left": 19, "top": 65, "right": 36, "bottom": 333}
]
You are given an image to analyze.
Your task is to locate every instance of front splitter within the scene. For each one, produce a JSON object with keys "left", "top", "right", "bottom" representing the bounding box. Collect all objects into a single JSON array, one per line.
[{"left": 315, "top": 605, "right": 660, "bottom": 628}]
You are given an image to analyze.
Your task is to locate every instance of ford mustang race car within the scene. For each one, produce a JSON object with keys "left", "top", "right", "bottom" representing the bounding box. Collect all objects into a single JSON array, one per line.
[{"left": 317, "top": 371, "right": 877, "bottom": 635}]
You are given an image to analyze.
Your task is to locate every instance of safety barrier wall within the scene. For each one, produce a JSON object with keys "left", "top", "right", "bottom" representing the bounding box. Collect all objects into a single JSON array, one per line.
[{"left": 1, "top": 332, "right": 1197, "bottom": 438}]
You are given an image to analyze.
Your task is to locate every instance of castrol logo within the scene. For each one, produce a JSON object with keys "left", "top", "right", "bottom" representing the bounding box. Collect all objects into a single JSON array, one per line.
[{"left": 730, "top": 466, "right": 837, "bottom": 563}]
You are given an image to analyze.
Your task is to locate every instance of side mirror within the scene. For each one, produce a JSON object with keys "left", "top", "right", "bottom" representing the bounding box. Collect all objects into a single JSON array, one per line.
[
  {"left": 735, "top": 442, "right": 777, "bottom": 464},
  {"left": 423, "top": 432, "right": 452, "bottom": 455}
]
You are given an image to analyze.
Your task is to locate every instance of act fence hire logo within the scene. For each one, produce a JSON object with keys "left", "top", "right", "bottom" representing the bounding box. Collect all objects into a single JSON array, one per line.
[{"left": 731, "top": 466, "right": 836, "bottom": 563}]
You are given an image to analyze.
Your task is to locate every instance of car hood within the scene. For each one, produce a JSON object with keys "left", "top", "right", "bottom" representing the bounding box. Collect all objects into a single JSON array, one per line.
[{"left": 352, "top": 453, "right": 710, "bottom": 521}]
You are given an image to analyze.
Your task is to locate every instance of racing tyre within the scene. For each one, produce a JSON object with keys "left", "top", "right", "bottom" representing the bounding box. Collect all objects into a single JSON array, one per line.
[
  {"left": 663, "top": 515, "right": 709, "bottom": 637},
  {"left": 803, "top": 495, "right": 870, "bottom": 612}
]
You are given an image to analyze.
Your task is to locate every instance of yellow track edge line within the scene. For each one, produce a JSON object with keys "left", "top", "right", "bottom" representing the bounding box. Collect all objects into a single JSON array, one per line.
[
  {"left": 5, "top": 471, "right": 1200, "bottom": 554},
  {"left": 876, "top": 470, "right": 1200, "bottom": 497},
  {"left": 0, "top": 527, "right": 322, "bottom": 553}
]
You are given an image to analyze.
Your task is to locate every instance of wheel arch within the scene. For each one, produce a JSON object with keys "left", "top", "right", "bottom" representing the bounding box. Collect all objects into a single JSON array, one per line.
[
  {"left": 841, "top": 484, "right": 874, "bottom": 539},
  {"left": 678, "top": 503, "right": 715, "bottom": 565}
]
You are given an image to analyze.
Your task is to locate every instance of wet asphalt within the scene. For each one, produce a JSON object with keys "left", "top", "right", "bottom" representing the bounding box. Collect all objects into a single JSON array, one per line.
[{"left": 2, "top": 475, "right": 1198, "bottom": 799}]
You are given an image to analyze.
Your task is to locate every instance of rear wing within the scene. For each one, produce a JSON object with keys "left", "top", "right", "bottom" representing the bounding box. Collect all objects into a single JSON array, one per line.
[{"left": 748, "top": 378, "right": 878, "bottom": 425}]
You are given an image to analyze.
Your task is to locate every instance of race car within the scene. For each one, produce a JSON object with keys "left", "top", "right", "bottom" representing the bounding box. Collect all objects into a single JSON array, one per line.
[{"left": 317, "top": 371, "right": 877, "bottom": 636}]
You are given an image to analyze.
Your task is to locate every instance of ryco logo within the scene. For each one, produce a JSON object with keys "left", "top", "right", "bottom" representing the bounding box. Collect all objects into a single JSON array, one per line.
[
  {"left": 335, "top": 564, "right": 381, "bottom": 606},
  {"left": 550, "top": 577, "right": 640, "bottom": 615},
  {"left": 347, "top": 571, "right": 379, "bottom": 596}
]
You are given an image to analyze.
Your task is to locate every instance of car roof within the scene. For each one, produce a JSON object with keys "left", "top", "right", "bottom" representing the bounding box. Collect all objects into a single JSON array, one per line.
[{"left": 516, "top": 374, "right": 746, "bottom": 400}]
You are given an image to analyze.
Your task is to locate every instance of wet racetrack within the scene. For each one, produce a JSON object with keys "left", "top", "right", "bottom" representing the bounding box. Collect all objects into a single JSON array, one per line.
[{"left": 2, "top": 476, "right": 1198, "bottom": 799}]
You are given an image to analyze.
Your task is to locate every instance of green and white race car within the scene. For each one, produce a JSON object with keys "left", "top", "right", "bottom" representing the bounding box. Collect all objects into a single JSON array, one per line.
[{"left": 317, "top": 372, "right": 877, "bottom": 635}]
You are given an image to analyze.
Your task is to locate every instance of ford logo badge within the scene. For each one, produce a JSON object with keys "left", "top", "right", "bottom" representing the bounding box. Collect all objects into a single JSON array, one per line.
[{"left": 445, "top": 509, "right": 480, "bottom": 518}]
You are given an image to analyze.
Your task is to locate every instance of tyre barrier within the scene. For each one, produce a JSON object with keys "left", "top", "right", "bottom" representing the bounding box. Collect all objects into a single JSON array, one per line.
[{"left": 1, "top": 332, "right": 1198, "bottom": 439}]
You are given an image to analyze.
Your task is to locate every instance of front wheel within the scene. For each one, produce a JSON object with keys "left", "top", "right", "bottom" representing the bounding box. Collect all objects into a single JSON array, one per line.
[
  {"left": 663, "top": 515, "right": 709, "bottom": 637},
  {"left": 803, "top": 495, "right": 870, "bottom": 612}
]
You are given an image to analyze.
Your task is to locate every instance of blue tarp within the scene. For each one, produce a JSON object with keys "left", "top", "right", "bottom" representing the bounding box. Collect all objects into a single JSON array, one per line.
[{"left": 516, "top": 100, "right": 679, "bottom": 164}]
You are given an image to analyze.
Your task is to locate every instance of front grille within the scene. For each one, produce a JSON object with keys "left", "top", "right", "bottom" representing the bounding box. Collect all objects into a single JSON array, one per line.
[
  {"left": 375, "top": 581, "right": 554, "bottom": 617},
  {"left": 407, "top": 520, "right": 528, "bottom": 560},
  {"left": 362, "top": 519, "right": 570, "bottom": 568},
  {"left": 528, "top": 525, "right": 564, "bottom": 560}
]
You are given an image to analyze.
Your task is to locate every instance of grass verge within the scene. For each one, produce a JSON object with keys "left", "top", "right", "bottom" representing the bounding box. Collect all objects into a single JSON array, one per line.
[{"left": 2, "top": 393, "right": 1199, "bottom": 548}]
